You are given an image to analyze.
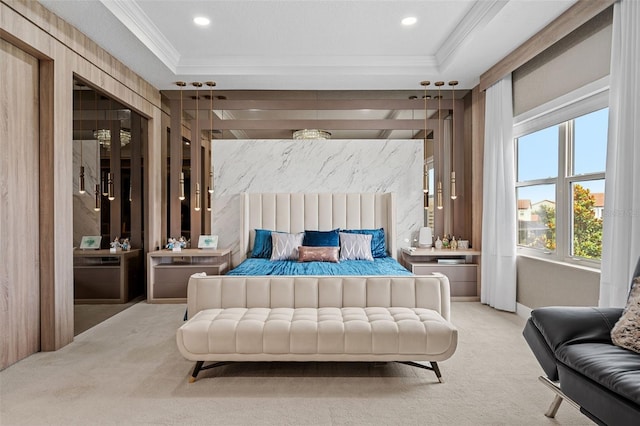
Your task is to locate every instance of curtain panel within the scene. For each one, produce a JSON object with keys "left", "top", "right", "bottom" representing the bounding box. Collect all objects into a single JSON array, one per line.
[
  {"left": 481, "top": 74, "right": 517, "bottom": 312},
  {"left": 599, "top": 0, "right": 640, "bottom": 308}
]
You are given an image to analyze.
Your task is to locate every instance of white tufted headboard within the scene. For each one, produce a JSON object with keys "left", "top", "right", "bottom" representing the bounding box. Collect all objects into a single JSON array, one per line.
[{"left": 239, "top": 193, "right": 397, "bottom": 261}]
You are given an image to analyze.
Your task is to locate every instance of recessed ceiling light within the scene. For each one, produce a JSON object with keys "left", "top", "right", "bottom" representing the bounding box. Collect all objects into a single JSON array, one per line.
[
  {"left": 193, "top": 16, "right": 210, "bottom": 26},
  {"left": 401, "top": 17, "right": 417, "bottom": 26}
]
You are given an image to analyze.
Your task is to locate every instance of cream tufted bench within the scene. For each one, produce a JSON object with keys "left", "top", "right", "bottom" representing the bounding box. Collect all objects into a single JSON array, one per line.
[{"left": 176, "top": 274, "right": 458, "bottom": 382}]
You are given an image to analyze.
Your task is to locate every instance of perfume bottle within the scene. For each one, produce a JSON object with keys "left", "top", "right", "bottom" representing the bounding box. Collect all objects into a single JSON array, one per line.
[{"left": 435, "top": 236, "right": 443, "bottom": 250}]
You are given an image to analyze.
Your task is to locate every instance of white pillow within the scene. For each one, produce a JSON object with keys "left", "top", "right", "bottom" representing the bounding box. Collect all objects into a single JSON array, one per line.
[
  {"left": 339, "top": 232, "right": 373, "bottom": 261},
  {"left": 270, "top": 232, "right": 304, "bottom": 261}
]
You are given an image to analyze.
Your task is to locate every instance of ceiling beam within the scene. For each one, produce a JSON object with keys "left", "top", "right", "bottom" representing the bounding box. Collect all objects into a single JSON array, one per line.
[
  {"left": 193, "top": 119, "right": 440, "bottom": 131},
  {"left": 176, "top": 98, "right": 459, "bottom": 111}
]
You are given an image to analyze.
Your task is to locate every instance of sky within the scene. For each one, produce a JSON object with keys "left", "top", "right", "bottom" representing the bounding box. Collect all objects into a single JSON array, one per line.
[{"left": 516, "top": 108, "right": 608, "bottom": 205}]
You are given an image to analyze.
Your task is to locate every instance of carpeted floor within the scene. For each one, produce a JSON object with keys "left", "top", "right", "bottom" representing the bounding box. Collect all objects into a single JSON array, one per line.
[
  {"left": 74, "top": 298, "right": 143, "bottom": 336},
  {"left": 0, "top": 302, "right": 592, "bottom": 425}
]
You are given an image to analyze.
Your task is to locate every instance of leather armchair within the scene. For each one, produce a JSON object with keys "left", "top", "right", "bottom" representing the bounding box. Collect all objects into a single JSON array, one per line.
[{"left": 523, "top": 258, "right": 640, "bottom": 426}]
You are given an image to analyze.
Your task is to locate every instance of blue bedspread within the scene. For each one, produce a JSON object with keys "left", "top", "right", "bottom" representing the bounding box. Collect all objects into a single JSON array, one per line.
[{"left": 227, "top": 256, "right": 412, "bottom": 276}]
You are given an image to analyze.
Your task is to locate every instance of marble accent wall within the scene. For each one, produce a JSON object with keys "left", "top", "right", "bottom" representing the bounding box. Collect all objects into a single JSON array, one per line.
[
  {"left": 211, "top": 139, "right": 422, "bottom": 265},
  {"left": 72, "top": 140, "right": 100, "bottom": 247}
]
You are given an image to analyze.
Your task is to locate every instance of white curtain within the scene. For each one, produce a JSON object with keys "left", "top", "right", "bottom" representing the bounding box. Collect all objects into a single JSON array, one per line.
[
  {"left": 599, "top": 0, "right": 640, "bottom": 308},
  {"left": 481, "top": 74, "right": 517, "bottom": 312}
]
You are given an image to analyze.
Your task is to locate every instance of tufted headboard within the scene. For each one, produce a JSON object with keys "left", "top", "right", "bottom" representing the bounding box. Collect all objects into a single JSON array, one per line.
[{"left": 239, "top": 193, "right": 397, "bottom": 261}]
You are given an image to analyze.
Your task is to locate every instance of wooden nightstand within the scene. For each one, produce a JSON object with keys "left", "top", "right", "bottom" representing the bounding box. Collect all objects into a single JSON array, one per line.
[
  {"left": 401, "top": 248, "right": 481, "bottom": 300},
  {"left": 147, "top": 248, "right": 231, "bottom": 303},
  {"left": 74, "top": 249, "right": 142, "bottom": 304}
]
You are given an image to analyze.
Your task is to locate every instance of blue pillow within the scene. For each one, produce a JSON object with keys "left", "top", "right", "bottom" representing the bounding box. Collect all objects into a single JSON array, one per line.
[
  {"left": 341, "top": 228, "right": 386, "bottom": 258},
  {"left": 251, "top": 229, "right": 273, "bottom": 258},
  {"left": 303, "top": 229, "right": 340, "bottom": 247}
]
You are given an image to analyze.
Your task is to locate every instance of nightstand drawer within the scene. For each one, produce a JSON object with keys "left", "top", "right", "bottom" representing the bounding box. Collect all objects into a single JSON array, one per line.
[{"left": 412, "top": 264, "right": 477, "bottom": 281}]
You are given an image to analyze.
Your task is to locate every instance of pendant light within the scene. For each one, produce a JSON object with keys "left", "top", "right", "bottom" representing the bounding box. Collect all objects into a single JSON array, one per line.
[
  {"left": 206, "top": 81, "right": 216, "bottom": 195},
  {"left": 107, "top": 98, "right": 115, "bottom": 201},
  {"left": 449, "top": 80, "right": 458, "bottom": 200},
  {"left": 94, "top": 185, "right": 101, "bottom": 211},
  {"left": 77, "top": 87, "right": 86, "bottom": 194},
  {"left": 192, "top": 82, "right": 203, "bottom": 211},
  {"left": 420, "top": 81, "right": 430, "bottom": 212},
  {"left": 107, "top": 172, "right": 115, "bottom": 201},
  {"left": 94, "top": 89, "right": 101, "bottom": 212},
  {"left": 176, "top": 81, "right": 186, "bottom": 201},
  {"left": 435, "top": 81, "right": 444, "bottom": 210},
  {"left": 194, "top": 183, "right": 201, "bottom": 211}
]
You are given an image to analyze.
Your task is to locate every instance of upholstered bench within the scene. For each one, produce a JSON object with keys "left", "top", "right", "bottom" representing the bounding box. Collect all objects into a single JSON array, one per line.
[{"left": 176, "top": 275, "right": 458, "bottom": 382}]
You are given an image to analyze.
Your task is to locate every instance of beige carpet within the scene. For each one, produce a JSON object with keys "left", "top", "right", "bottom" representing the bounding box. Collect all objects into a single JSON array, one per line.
[
  {"left": 0, "top": 302, "right": 592, "bottom": 425},
  {"left": 74, "top": 298, "right": 142, "bottom": 336}
]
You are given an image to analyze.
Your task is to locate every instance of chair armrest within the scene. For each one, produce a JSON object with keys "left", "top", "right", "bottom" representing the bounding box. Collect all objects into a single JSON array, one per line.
[
  {"left": 523, "top": 318, "right": 560, "bottom": 381},
  {"left": 530, "top": 306, "right": 623, "bottom": 353}
]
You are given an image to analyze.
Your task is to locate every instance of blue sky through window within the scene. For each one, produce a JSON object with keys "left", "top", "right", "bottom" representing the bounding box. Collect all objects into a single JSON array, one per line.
[{"left": 517, "top": 108, "right": 608, "bottom": 203}]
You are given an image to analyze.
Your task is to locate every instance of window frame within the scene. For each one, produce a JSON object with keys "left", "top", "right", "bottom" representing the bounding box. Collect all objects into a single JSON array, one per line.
[{"left": 513, "top": 79, "right": 608, "bottom": 268}]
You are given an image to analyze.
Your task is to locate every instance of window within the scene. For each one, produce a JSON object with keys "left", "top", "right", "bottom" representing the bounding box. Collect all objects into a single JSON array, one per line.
[{"left": 515, "top": 103, "right": 607, "bottom": 265}]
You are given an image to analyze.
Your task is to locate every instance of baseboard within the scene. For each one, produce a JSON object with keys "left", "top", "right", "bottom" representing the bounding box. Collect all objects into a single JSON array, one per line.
[
  {"left": 451, "top": 296, "right": 480, "bottom": 302},
  {"left": 516, "top": 302, "right": 533, "bottom": 319}
]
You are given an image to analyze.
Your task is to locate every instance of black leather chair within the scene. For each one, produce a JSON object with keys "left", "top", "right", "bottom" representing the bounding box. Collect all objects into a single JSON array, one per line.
[{"left": 523, "top": 258, "right": 640, "bottom": 426}]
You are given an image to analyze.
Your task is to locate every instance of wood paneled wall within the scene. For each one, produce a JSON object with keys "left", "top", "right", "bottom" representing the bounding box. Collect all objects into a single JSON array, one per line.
[
  {"left": 0, "top": 38, "right": 41, "bottom": 369},
  {"left": 0, "top": 0, "right": 163, "bottom": 354}
]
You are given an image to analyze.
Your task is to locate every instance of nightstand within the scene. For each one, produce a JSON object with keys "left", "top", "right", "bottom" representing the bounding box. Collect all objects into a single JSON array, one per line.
[
  {"left": 401, "top": 248, "right": 481, "bottom": 300},
  {"left": 147, "top": 248, "right": 231, "bottom": 303}
]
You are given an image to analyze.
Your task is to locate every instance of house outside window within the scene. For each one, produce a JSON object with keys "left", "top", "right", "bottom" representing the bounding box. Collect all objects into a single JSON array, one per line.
[{"left": 514, "top": 94, "right": 608, "bottom": 266}]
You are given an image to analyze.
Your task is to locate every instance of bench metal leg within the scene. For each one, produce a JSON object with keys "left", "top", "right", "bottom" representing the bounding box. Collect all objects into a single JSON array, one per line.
[
  {"left": 188, "top": 361, "right": 233, "bottom": 383},
  {"left": 189, "top": 361, "right": 205, "bottom": 383},
  {"left": 397, "top": 361, "right": 443, "bottom": 383}
]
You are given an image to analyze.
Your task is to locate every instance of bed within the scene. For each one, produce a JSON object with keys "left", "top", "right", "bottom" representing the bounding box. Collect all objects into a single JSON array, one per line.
[
  {"left": 229, "top": 192, "right": 411, "bottom": 276},
  {"left": 177, "top": 192, "right": 459, "bottom": 382}
]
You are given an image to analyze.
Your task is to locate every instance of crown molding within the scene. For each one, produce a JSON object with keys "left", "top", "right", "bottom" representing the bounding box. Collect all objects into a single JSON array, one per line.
[
  {"left": 100, "top": 0, "right": 180, "bottom": 72},
  {"left": 176, "top": 55, "right": 438, "bottom": 76},
  {"left": 435, "top": 0, "right": 508, "bottom": 71}
]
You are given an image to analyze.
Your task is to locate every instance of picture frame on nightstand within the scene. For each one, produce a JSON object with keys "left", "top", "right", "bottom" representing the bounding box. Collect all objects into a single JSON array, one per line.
[
  {"left": 198, "top": 235, "right": 218, "bottom": 250},
  {"left": 79, "top": 235, "right": 102, "bottom": 250}
]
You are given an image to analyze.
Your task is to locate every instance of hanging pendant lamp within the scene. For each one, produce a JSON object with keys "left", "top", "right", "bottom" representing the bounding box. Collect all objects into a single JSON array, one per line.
[
  {"left": 420, "top": 81, "right": 430, "bottom": 212},
  {"left": 176, "top": 81, "right": 186, "bottom": 201},
  {"left": 206, "top": 81, "right": 216, "bottom": 195},
  {"left": 435, "top": 81, "right": 445, "bottom": 210},
  {"left": 77, "top": 87, "right": 86, "bottom": 194},
  {"left": 449, "top": 80, "right": 458, "bottom": 200},
  {"left": 192, "top": 81, "right": 203, "bottom": 211}
]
